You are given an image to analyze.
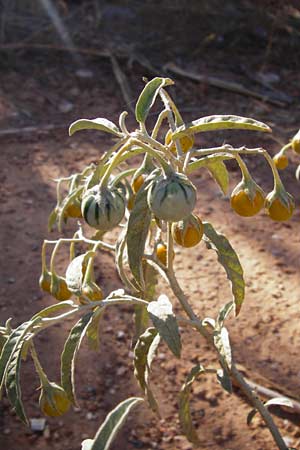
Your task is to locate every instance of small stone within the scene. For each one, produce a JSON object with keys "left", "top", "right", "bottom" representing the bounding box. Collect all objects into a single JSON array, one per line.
[
  {"left": 7, "top": 277, "right": 15, "bottom": 284},
  {"left": 283, "top": 436, "right": 293, "bottom": 446},
  {"left": 30, "top": 417, "right": 46, "bottom": 432},
  {"left": 58, "top": 100, "right": 74, "bottom": 114},
  {"left": 76, "top": 69, "right": 94, "bottom": 79},
  {"left": 86, "top": 412, "right": 97, "bottom": 421},
  {"left": 3, "top": 428, "right": 11, "bottom": 435},
  {"left": 116, "top": 330, "right": 125, "bottom": 340},
  {"left": 116, "top": 366, "right": 127, "bottom": 376}
]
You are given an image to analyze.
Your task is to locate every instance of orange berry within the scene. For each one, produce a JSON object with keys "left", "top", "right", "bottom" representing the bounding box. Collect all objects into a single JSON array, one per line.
[
  {"left": 172, "top": 214, "right": 203, "bottom": 248},
  {"left": 132, "top": 174, "right": 145, "bottom": 194},
  {"left": 273, "top": 153, "right": 288, "bottom": 170},
  {"left": 165, "top": 130, "right": 194, "bottom": 154},
  {"left": 231, "top": 185, "right": 264, "bottom": 217}
]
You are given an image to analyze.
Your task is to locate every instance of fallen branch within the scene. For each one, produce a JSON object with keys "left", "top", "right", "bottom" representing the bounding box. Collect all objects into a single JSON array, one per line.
[
  {"left": 0, "top": 124, "right": 67, "bottom": 138},
  {"left": 232, "top": 367, "right": 300, "bottom": 415},
  {"left": 164, "top": 62, "right": 290, "bottom": 108},
  {"left": 109, "top": 52, "right": 135, "bottom": 113}
]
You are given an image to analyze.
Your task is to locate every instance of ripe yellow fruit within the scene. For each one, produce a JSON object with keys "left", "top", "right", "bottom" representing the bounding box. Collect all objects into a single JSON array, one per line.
[
  {"left": 172, "top": 214, "right": 204, "bottom": 248},
  {"left": 230, "top": 181, "right": 265, "bottom": 217},
  {"left": 156, "top": 243, "right": 174, "bottom": 267},
  {"left": 292, "top": 133, "right": 300, "bottom": 154},
  {"left": 39, "top": 270, "right": 52, "bottom": 293},
  {"left": 132, "top": 174, "right": 145, "bottom": 194},
  {"left": 273, "top": 153, "right": 288, "bottom": 170},
  {"left": 80, "top": 281, "right": 103, "bottom": 303},
  {"left": 265, "top": 191, "right": 295, "bottom": 221},
  {"left": 165, "top": 130, "right": 194, "bottom": 154},
  {"left": 65, "top": 200, "right": 82, "bottom": 218},
  {"left": 50, "top": 275, "right": 72, "bottom": 301},
  {"left": 39, "top": 383, "right": 70, "bottom": 417}
]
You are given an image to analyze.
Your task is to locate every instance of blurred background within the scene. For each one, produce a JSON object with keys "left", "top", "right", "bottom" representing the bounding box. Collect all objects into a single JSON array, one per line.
[{"left": 1, "top": 2, "right": 300, "bottom": 450}]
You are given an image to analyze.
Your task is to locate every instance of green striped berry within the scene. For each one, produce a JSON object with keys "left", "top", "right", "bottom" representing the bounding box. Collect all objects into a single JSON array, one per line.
[
  {"left": 81, "top": 186, "right": 125, "bottom": 231},
  {"left": 147, "top": 173, "right": 196, "bottom": 222}
]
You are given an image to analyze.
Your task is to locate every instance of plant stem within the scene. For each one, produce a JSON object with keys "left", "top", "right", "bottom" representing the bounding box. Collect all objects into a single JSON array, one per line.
[{"left": 165, "top": 268, "right": 288, "bottom": 450}]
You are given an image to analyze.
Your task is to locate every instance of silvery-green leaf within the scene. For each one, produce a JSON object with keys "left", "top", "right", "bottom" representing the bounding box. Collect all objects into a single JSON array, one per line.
[
  {"left": 126, "top": 187, "right": 152, "bottom": 288},
  {"left": 91, "top": 397, "right": 144, "bottom": 450},
  {"left": 147, "top": 294, "right": 181, "bottom": 358},
  {"left": 214, "top": 327, "right": 232, "bottom": 371},
  {"left": 0, "top": 318, "right": 41, "bottom": 396},
  {"left": 48, "top": 208, "right": 58, "bottom": 232},
  {"left": 216, "top": 302, "right": 234, "bottom": 329},
  {"left": 179, "top": 364, "right": 206, "bottom": 444},
  {"left": 69, "top": 118, "right": 122, "bottom": 137},
  {"left": 247, "top": 397, "right": 294, "bottom": 426},
  {"left": 65, "top": 252, "right": 95, "bottom": 295},
  {"left": 206, "top": 159, "right": 229, "bottom": 194},
  {"left": 61, "top": 312, "right": 93, "bottom": 404},
  {"left": 172, "top": 115, "right": 271, "bottom": 139},
  {"left": 203, "top": 222, "right": 245, "bottom": 315},
  {"left": 134, "top": 327, "right": 160, "bottom": 414},
  {"left": 135, "top": 77, "right": 174, "bottom": 123},
  {"left": 81, "top": 439, "right": 94, "bottom": 450},
  {"left": 86, "top": 308, "right": 103, "bottom": 351},
  {"left": 216, "top": 368, "right": 232, "bottom": 394},
  {"left": 32, "top": 301, "right": 75, "bottom": 320}
]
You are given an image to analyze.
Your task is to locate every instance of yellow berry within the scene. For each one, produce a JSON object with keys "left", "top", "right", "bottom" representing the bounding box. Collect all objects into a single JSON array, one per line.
[
  {"left": 156, "top": 243, "right": 174, "bottom": 267},
  {"left": 273, "top": 153, "right": 288, "bottom": 170},
  {"left": 39, "top": 271, "right": 52, "bottom": 293},
  {"left": 39, "top": 383, "right": 70, "bottom": 417},
  {"left": 231, "top": 189, "right": 264, "bottom": 217},
  {"left": 265, "top": 194, "right": 294, "bottom": 221},
  {"left": 50, "top": 275, "right": 72, "bottom": 301},
  {"left": 165, "top": 130, "right": 194, "bottom": 154},
  {"left": 172, "top": 214, "right": 203, "bottom": 248},
  {"left": 65, "top": 200, "right": 82, "bottom": 218}
]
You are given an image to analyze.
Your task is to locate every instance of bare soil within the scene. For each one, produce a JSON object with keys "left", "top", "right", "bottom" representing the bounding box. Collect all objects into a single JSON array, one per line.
[{"left": 1, "top": 50, "right": 300, "bottom": 450}]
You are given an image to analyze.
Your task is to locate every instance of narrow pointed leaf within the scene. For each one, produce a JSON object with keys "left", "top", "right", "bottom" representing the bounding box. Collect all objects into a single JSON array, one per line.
[
  {"left": 0, "top": 319, "right": 41, "bottom": 395},
  {"left": 91, "top": 397, "right": 144, "bottom": 450},
  {"left": 214, "top": 327, "right": 232, "bottom": 371},
  {"left": 179, "top": 364, "right": 206, "bottom": 444},
  {"left": 203, "top": 222, "right": 245, "bottom": 315},
  {"left": 61, "top": 312, "right": 93, "bottom": 404},
  {"left": 86, "top": 308, "right": 103, "bottom": 351},
  {"left": 206, "top": 159, "right": 229, "bottom": 194},
  {"left": 173, "top": 115, "right": 271, "bottom": 139},
  {"left": 48, "top": 208, "right": 58, "bottom": 232},
  {"left": 126, "top": 187, "right": 152, "bottom": 288},
  {"left": 69, "top": 118, "right": 122, "bottom": 137},
  {"left": 216, "top": 302, "right": 234, "bottom": 329},
  {"left": 65, "top": 252, "right": 95, "bottom": 295},
  {"left": 5, "top": 336, "right": 28, "bottom": 424},
  {"left": 134, "top": 327, "right": 160, "bottom": 413},
  {"left": 147, "top": 294, "right": 181, "bottom": 358},
  {"left": 32, "top": 301, "right": 75, "bottom": 320},
  {"left": 135, "top": 77, "right": 174, "bottom": 123}
]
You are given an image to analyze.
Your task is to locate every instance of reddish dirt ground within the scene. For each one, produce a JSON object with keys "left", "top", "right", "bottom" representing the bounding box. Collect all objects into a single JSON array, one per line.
[{"left": 1, "top": 55, "right": 300, "bottom": 450}]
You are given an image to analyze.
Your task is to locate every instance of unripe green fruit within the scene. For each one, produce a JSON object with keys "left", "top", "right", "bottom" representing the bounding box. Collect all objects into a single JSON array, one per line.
[
  {"left": 82, "top": 186, "right": 125, "bottom": 231},
  {"left": 148, "top": 173, "right": 196, "bottom": 222}
]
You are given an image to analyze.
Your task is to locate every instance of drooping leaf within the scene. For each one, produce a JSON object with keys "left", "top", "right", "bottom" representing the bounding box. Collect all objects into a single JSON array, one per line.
[
  {"left": 214, "top": 326, "right": 232, "bottom": 394},
  {"left": 135, "top": 77, "right": 174, "bottom": 123},
  {"left": 65, "top": 252, "right": 95, "bottom": 295},
  {"left": 203, "top": 222, "right": 245, "bottom": 315},
  {"left": 134, "top": 327, "right": 160, "bottom": 414},
  {"left": 86, "top": 308, "right": 104, "bottom": 351},
  {"left": 147, "top": 294, "right": 181, "bottom": 358},
  {"left": 172, "top": 114, "right": 271, "bottom": 139},
  {"left": 134, "top": 261, "right": 158, "bottom": 341},
  {"left": 61, "top": 312, "right": 93, "bottom": 404},
  {"left": 179, "top": 364, "right": 206, "bottom": 444},
  {"left": 214, "top": 327, "right": 232, "bottom": 371},
  {"left": 0, "top": 319, "right": 41, "bottom": 396},
  {"left": 115, "top": 232, "right": 140, "bottom": 293},
  {"left": 216, "top": 302, "right": 234, "bottom": 329},
  {"left": 69, "top": 118, "right": 122, "bottom": 137},
  {"left": 247, "top": 397, "right": 294, "bottom": 426},
  {"left": 126, "top": 186, "right": 152, "bottom": 288},
  {"left": 90, "top": 397, "right": 144, "bottom": 450},
  {"left": 5, "top": 335, "right": 28, "bottom": 424},
  {"left": 206, "top": 159, "right": 229, "bottom": 195}
]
